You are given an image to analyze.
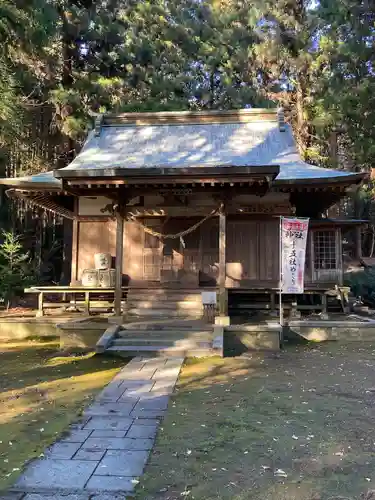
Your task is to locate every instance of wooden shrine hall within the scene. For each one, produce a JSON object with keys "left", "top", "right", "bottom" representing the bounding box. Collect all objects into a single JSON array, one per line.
[{"left": 0, "top": 108, "right": 367, "bottom": 321}]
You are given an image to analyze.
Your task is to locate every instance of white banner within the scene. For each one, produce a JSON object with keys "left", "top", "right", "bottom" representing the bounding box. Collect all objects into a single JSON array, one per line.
[{"left": 281, "top": 217, "right": 309, "bottom": 294}]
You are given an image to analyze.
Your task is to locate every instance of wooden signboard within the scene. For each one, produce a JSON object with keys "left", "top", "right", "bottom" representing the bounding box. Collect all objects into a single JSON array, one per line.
[{"left": 239, "top": 203, "right": 292, "bottom": 215}]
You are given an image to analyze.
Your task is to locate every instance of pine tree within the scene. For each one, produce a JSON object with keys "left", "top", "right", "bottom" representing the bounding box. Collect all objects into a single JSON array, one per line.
[
  {"left": 0, "top": 231, "right": 33, "bottom": 309},
  {"left": 313, "top": 0, "right": 375, "bottom": 171}
]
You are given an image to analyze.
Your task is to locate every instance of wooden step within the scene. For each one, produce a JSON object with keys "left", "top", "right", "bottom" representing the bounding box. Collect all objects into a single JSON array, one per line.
[
  {"left": 128, "top": 294, "right": 202, "bottom": 299},
  {"left": 127, "top": 298, "right": 201, "bottom": 304},
  {"left": 127, "top": 308, "right": 203, "bottom": 318},
  {"left": 107, "top": 345, "right": 175, "bottom": 352},
  {"left": 122, "top": 320, "right": 212, "bottom": 331},
  {"left": 128, "top": 287, "right": 206, "bottom": 293},
  {"left": 126, "top": 300, "right": 202, "bottom": 310}
]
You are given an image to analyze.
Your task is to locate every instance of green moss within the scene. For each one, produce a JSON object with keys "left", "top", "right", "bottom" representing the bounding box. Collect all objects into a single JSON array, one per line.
[{"left": 0, "top": 339, "right": 124, "bottom": 490}]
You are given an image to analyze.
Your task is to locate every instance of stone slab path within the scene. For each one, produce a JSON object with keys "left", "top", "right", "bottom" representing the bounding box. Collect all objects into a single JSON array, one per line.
[{"left": 5, "top": 356, "right": 184, "bottom": 500}]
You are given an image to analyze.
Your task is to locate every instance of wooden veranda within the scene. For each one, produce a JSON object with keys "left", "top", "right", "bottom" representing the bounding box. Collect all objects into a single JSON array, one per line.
[{"left": 0, "top": 108, "right": 367, "bottom": 322}]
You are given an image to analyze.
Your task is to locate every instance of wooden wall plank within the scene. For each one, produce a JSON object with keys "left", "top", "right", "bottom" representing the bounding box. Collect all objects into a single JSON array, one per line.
[
  {"left": 124, "top": 221, "right": 143, "bottom": 279},
  {"left": 258, "top": 219, "right": 279, "bottom": 281},
  {"left": 77, "top": 220, "right": 116, "bottom": 280},
  {"left": 219, "top": 211, "right": 227, "bottom": 315},
  {"left": 114, "top": 213, "right": 124, "bottom": 315},
  {"left": 226, "top": 220, "right": 258, "bottom": 285},
  {"left": 71, "top": 219, "right": 79, "bottom": 284},
  {"left": 200, "top": 218, "right": 219, "bottom": 285}
]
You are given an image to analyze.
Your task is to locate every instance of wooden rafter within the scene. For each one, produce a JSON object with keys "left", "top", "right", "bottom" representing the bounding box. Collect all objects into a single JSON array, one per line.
[{"left": 7, "top": 190, "right": 75, "bottom": 220}]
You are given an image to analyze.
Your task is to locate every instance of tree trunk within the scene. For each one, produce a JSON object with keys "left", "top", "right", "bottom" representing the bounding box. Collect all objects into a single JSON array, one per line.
[
  {"left": 295, "top": 77, "right": 310, "bottom": 156},
  {"left": 329, "top": 131, "right": 338, "bottom": 169}
]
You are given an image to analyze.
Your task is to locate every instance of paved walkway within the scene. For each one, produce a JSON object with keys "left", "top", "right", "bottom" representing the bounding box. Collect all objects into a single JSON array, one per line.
[{"left": 6, "top": 356, "right": 184, "bottom": 500}]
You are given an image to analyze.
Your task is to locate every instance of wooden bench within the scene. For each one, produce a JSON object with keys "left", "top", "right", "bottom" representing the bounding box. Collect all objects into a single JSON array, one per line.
[{"left": 24, "top": 286, "right": 128, "bottom": 317}]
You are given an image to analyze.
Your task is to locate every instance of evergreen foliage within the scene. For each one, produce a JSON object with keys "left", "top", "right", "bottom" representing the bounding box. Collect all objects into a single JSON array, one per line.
[
  {"left": 0, "top": 231, "right": 34, "bottom": 309},
  {"left": 0, "top": 0, "right": 374, "bottom": 258}
]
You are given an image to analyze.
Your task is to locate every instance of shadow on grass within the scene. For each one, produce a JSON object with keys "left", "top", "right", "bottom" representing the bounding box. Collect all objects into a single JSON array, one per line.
[
  {"left": 0, "top": 340, "right": 124, "bottom": 393},
  {"left": 137, "top": 343, "right": 375, "bottom": 500},
  {"left": 0, "top": 340, "right": 126, "bottom": 490}
]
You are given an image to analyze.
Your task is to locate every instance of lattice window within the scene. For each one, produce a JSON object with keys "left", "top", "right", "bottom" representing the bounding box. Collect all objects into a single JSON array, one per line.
[{"left": 313, "top": 231, "right": 337, "bottom": 269}]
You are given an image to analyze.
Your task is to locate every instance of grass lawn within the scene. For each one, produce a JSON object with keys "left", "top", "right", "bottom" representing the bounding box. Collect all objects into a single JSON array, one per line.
[
  {"left": 137, "top": 343, "right": 375, "bottom": 500},
  {"left": 0, "top": 338, "right": 124, "bottom": 491}
]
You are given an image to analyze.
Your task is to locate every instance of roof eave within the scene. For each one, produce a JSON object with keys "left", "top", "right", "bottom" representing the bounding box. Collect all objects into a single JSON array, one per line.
[
  {"left": 54, "top": 164, "right": 280, "bottom": 180},
  {"left": 0, "top": 178, "right": 62, "bottom": 191},
  {"left": 275, "top": 172, "right": 367, "bottom": 185}
]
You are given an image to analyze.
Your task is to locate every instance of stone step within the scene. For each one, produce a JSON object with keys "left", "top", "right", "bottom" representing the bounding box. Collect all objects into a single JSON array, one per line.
[
  {"left": 226, "top": 323, "right": 281, "bottom": 332},
  {"left": 112, "top": 339, "right": 175, "bottom": 347},
  {"left": 106, "top": 345, "right": 214, "bottom": 357},
  {"left": 112, "top": 337, "right": 211, "bottom": 345},
  {"left": 118, "top": 329, "right": 213, "bottom": 338}
]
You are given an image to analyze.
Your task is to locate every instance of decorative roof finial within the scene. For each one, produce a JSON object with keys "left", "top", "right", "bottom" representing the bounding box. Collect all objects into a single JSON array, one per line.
[{"left": 277, "top": 107, "right": 286, "bottom": 132}]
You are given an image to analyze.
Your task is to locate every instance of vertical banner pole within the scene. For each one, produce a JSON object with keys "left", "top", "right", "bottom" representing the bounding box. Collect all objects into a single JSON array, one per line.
[{"left": 279, "top": 216, "right": 284, "bottom": 345}]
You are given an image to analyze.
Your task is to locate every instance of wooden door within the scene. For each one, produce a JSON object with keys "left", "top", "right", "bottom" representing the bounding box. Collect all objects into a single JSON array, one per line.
[
  {"left": 226, "top": 220, "right": 258, "bottom": 286},
  {"left": 181, "top": 219, "right": 201, "bottom": 274},
  {"left": 226, "top": 219, "right": 279, "bottom": 287},
  {"left": 142, "top": 219, "right": 162, "bottom": 281},
  {"left": 200, "top": 218, "right": 219, "bottom": 285}
]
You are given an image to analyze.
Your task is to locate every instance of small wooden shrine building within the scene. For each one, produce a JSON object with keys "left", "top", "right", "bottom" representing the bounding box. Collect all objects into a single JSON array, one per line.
[{"left": 0, "top": 108, "right": 366, "bottom": 320}]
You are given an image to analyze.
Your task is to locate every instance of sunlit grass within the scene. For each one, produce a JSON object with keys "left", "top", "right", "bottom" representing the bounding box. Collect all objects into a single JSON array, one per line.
[
  {"left": 0, "top": 339, "right": 124, "bottom": 490},
  {"left": 137, "top": 344, "right": 375, "bottom": 500}
]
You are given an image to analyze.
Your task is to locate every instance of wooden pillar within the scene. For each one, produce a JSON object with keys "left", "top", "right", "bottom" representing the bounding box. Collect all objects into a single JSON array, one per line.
[
  {"left": 70, "top": 218, "right": 79, "bottom": 284},
  {"left": 218, "top": 208, "right": 228, "bottom": 317},
  {"left": 37, "top": 292, "right": 44, "bottom": 317},
  {"left": 355, "top": 226, "right": 362, "bottom": 260},
  {"left": 84, "top": 290, "right": 90, "bottom": 315},
  {"left": 321, "top": 293, "right": 328, "bottom": 314},
  {"left": 70, "top": 197, "right": 79, "bottom": 285},
  {"left": 270, "top": 292, "right": 277, "bottom": 316},
  {"left": 114, "top": 211, "right": 124, "bottom": 316},
  {"left": 336, "top": 228, "right": 344, "bottom": 286},
  {"left": 290, "top": 299, "right": 300, "bottom": 319},
  {"left": 321, "top": 293, "right": 329, "bottom": 319}
]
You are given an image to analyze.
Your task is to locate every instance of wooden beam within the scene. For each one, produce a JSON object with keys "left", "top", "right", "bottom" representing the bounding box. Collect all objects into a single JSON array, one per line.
[
  {"left": 114, "top": 211, "right": 124, "bottom": 316},
  {"left": 336, "top": 228, "right": 344, "bottom": 286},
  {"left": 218, "top": 207, "right": 227, "bottom": 316},
  {"left": 71, "top": 218, "right": 79, "bottom": 284},
  {"left": 67, "top": 179, "right": 128, "bottom": 186},
  {"left": 356, "top": 225, "right": 362, "bottom": 260}
]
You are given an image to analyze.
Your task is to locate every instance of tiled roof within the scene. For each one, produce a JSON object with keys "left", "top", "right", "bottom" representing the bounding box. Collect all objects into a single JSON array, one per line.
[
  {"left": 60, "top": 119, "right": 358, "bottom": 182},
  {"left": 0, "top": 109, "right": 364, "bottom": 187}
]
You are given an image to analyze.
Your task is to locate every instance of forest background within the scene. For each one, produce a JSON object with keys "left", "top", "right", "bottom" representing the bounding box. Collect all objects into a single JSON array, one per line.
[{"left": 0, "top": 0, "right": 374, "bottom": 288}]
